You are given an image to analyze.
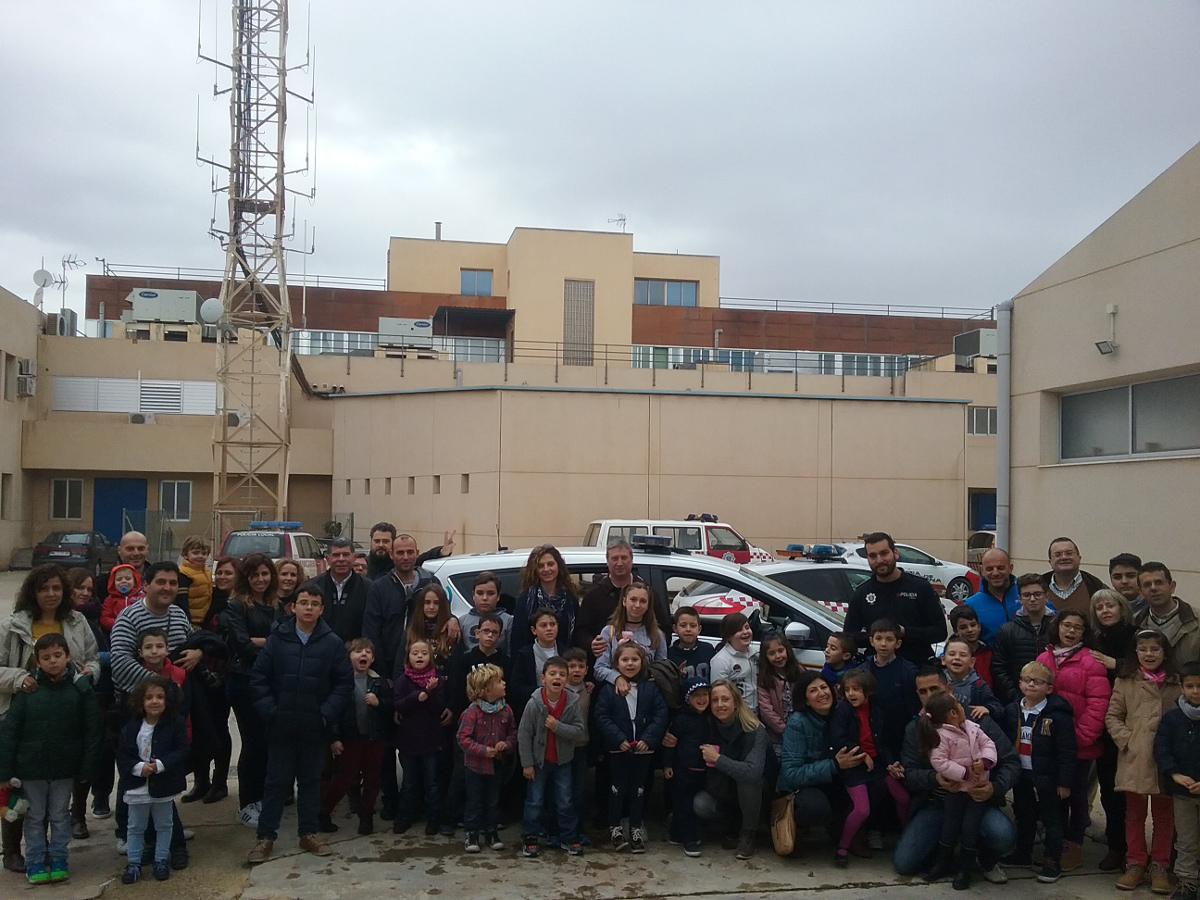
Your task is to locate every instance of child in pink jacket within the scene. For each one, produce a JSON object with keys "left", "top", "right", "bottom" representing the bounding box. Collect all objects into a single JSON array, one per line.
[
  {"left": 1036, "top": 608, "right": 1111, "bottom": 867},
  {"left": 917, "top": 692, "right": 998, "bottom": 888}
]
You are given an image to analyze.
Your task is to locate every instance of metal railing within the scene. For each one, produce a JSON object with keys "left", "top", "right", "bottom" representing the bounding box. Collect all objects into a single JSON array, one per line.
[
  {"left": 720, "top": 295, "right": 995, "bottom": 320},
  {"left": 99, "top": 263, "right": 386, "bottom": 290}
]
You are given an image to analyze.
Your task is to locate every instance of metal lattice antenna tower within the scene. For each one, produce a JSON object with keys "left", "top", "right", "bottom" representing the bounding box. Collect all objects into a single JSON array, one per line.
[{"left": 199, "top": 0, "right": 312, "bottom": 531}]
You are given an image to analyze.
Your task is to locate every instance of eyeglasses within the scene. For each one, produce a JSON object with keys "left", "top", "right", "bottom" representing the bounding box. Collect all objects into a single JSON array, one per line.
[
  {"left": 1019, "top": 592, "right": 1046, "bottom": 600},
  {"left": 1019, "top": 676, "right": 1049, "bottom": 686}
]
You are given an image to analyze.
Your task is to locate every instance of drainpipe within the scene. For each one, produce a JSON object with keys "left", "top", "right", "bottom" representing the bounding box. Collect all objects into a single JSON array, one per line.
[{"left": 996, "top": 299, "right": 1013, "bottom": 553}]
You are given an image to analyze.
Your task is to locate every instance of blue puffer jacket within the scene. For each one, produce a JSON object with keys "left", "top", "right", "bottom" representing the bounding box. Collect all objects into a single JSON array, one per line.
[
  {"left": 251, "top": 617, "right": 354, "bottom": 743},
  {"left": 777, "top": 708, "right": 838, "bottom": 792}
]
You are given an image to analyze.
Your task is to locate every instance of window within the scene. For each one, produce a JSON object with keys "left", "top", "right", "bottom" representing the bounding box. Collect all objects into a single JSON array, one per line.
[
  {"left": 897, "top": 544, "right": 937, "bottom": 566},
  {"left": 653, "top": 526, "right": 701, "bottom": 550},
  {"left": 432, "top": 475, "right": 441, "bottom": 495},
  {"left": 384, "top": 478, "right": 392, "bottom": 496},
  {"left": 633, "top": 279, "right": 698, "bottom": 307},
  {"left": 407, "top": 476, "right": 416, "bottom": 495},
  {"left": 460, "top": 269, "right": 493, "bottom": 297},
  {"left": 563, "top": 280, "right": 595, "bottom": 366},
  {"left": 364, "top": 479, "right": 371, "bottom": 496},
  {"left": 967, "top": 406, "right": 998, "bottom": 436},
  {"left": 2, "top": 354, "right": 14, "bottom": 401},
  {"left": 0, "top": 473, "right": 11, "bottom": 519},
  {"left": 1061, "top": 373, "right": 1200, "bottom": 459},
  {"left": 706, "top": 526, "right": 748, "bottom": 552},
  {"left": 50, "top": 478, "right": 83, "bottom": 520},
  {"left": 159, "top": 481, "right": 192, "bottom": 522},
  {"left": 460, "top": 474, "right": 470, "bottom": 494}
]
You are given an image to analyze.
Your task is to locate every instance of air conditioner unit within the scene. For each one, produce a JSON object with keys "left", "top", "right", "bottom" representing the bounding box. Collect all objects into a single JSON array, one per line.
[
  {"left": 17, "top": 358, "right": 35, "bottom": 376},
  {"left": 953, "top": 328, "right": 998, "bottom": 359},
  {"left": 225, "top": 409, "right": 251, "bottom": 428},
  {"left": 16, "top": 375, "right": 35, "bottom": 397},
  {"left": 56, "top": 309, "right": 78, "bottom": 337},
  {"left": 378, "top": 317, "right": 434, "bottom": 349},
  {"left": 128, "top": 412, "right": 157, "bottom": 425},
  {"left": 125, "top": 289, "right": 203, "bottom": 324}
]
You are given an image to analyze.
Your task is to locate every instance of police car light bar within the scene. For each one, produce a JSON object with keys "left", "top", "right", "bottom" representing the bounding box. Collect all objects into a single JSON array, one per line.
[{"left": 249, "top": 521, "right": 303, "bottom": 531}]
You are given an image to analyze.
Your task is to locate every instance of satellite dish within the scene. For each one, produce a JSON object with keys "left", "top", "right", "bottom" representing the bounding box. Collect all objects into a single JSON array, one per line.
[
  {"left": 33, "top": 269, "right": 53, "bottom": 288},
  {"left": 200, "top": 297, "right": 225, "bottom": 323}
]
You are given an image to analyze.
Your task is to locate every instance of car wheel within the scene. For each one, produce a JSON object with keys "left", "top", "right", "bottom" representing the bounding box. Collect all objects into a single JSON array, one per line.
[{"left": 946, "top": 577, "right": 973, "bottom": 605}]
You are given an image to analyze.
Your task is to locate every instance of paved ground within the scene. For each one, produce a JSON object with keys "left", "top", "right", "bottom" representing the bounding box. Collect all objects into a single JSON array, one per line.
[{"left": 0, "top": 569, "right": 1128, "bottom": 899}]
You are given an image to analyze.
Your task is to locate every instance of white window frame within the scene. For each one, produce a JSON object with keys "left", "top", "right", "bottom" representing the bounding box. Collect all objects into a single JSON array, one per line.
[
  {"left": 1058, "top": 373, "right": 1200, "bottom": 462},
  {"left": 50, "top": 478, "right": 83, "bottom": 520},
  {"left": 159, "top": 480, "right": 192, "bottom": 522}
]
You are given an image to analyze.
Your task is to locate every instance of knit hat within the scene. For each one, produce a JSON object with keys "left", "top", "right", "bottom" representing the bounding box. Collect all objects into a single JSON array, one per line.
[{"left": 683, "top": 676, "right": 710, "bottom": 701}]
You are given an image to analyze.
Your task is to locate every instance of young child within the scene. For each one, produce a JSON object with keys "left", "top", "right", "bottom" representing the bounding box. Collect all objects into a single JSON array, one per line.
[
  {"left": 594, "top": 641, "right": 669, "bottom": 854},
  {"left": 918, "top": 691, "right": 998, "bottom": 889},
  {"left": 457, "top": 663, "right": 516, "bottom": 854},
  {"left": 1153, "top": 660, "right": 1200, "bottom": 898},
  {"left": 710, "top": 612, "right": 758, "bottom": 712},
  {"left": 829, "top": 668, "right": 910, "bottom": 867},
  {"left": 942, "top": 636, "right": 1003, "bottom": 720},
  {"left": 177, "top": 535, "right": 214, "bottom": 628},
  {"left": 1106, "top": 629, "right": 1180, "bottom": 892},
  {"left": 949, "top": 606, "right": 993, "bottom": 690},
  {"left": 757, "top": 632, "right": 801, "bottom": 755},
  {"left": 861, "top": 618, "right": 920, "bottom": 764},
  {"left": 458, "top": 572, "right": 515, "bottom": 655},
  {"left": 449, "top": 613, "right": 512, "bottom": 718},
  {"left": 511, "top": 608, "right": 565, "bottom": 721},
  {"left": 319, "top": 637, "right": 392, "bottom": 836},
  {"left": 137, "top": 628, "right": 189, "bottom": 715},
  {"left": 594, "top": 582, "right": 669, "bottom": 687},
  {"left": 117, "top": 676, "right": 189, "bottom": 884},
  {"left": 822, "top": 632, "right": 858, "bottom": 689},
  {"left": 663, "top": 677, "right": 712, "bottom": 856},
  {"left": 563, "top": 647, "right": 593, "bottom": 835},
  {"left": 518, "top": 656, "right": 586, "bottom": 858},
  {"left": 669, "top": 606, "right": 715, "bottom": 681},
  {"left": 1002, "top": 660, "right": 1077, "bottom": 884},
  {"left": 0, "top": 633, "right": 101, "bottom": 886},
  {"left": 1035, "top": 609, "right": 1112, "bottom": 871},
  {"left": 392, "top": 638, "right": 447, "bottom": 835},
  {"left": 246, "top": 582, "right": 354, "bottom": 865},
  {"left": 101, "top": 564, "right": 145, "bottom": 632},
  {"left": 406, "top": 584, "right": 456, "bottom": 672}
]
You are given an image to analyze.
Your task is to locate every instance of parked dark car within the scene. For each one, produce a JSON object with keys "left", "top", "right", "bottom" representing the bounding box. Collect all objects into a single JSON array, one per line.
[{"left": 31, "top": 531, "right": 120, "bottom": 575}]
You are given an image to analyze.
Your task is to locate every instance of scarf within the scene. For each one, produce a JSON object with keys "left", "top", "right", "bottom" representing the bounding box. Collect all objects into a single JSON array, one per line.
[
  {"left": 405, "top": 663, "right": 438, "bottom": 689},
  {"left": 528, "top": 585, "right": 575, "bottom": 638},
  {"left": 478, "top": 698, "right": 506, "bottom": 714},
  {"left": 1149, "top": 603, "right": 1184, "bottom": 646},
  {"left": 1141, "top": 667, "right": 1166, "bottom": 684},
  {"left": 1052, "top": 642, "right": 1082, "bottom": 665},
  {"left": 1178, "top": 695, "right": 1200, "bottom": 721}
]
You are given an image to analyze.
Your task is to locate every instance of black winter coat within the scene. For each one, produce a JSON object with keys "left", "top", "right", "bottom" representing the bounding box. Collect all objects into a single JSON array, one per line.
[
  {"left": 362, "top": 568, "right": 437, "bottom": 678},
  {"left": 1001, "top": 693, "right": 1076, "bottom": 790},
  {"left": 901, "top": 710, "right": 1020, "bottom": 813},
  {"left": 220, "top": 598, "right": 280, "bottom": 677},
  {"left": 117, "top": 714, "right": 190, "bottom": 799},
  {"left": 1153, "top": 705, "right": 1200, "bottom": 796},
  {"left": 316, "top": 571, "right": 372, "bottom": 642},
  {"left": 331, "top": 671, "right": 393, "bottom": 743},
  {"left": 663, "top": 705, "right": 713, "bottom": 771},
  {"left": 593, "top": 680, "right": 669, "bottom": 751},
  {"left": 991, "top": 613, "right": 1053, "bottom": 703},
  {"left": 831, "top": 699, "right": 893, "bottom": 785},
  {"left": 251, "top": 617, "right": 354, "bottom": 743}
]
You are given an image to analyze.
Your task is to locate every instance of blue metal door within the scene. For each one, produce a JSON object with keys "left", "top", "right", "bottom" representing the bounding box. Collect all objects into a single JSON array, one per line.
[{"left": 92, "top": 478, "right": 148, "bottom": 543}]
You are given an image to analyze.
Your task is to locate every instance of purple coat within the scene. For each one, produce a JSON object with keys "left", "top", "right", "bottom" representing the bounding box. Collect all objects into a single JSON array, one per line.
[{"left": 392, "top": 673, "right": 446, "bottom": 756}]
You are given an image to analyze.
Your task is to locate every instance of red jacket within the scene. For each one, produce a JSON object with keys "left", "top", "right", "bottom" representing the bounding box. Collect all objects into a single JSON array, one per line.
[
  {"left": 100, "top": 565, "right": 145, "bottom": 631},
  {"left": 1037, "top": 645, "right": 1111, "bottom": 759}
]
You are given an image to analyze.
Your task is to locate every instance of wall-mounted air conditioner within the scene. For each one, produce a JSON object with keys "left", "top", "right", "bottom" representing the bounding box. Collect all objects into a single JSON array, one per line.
[{"left": 129, "top": 412, "right": 157, "bottom": 425}]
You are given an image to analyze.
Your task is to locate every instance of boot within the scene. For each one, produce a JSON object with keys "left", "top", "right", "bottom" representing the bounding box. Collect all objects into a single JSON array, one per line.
[
  {"left": 1, "top": 817, "right": 25, "bottom": 873},
  {"left": 924, "top": 842, "right": 957, "bottom": 882},
  {"left": 953, "top": 848, "right": 977, "bottom": 891},
  {"left": 204, "top": 758, "right": 230, "bottom": 804},
  {"left": 182, "top": 770, "right": 211, "bottom": 804},
  {"left": 358, "top": 814, "right": 374, "bottom": 836}
]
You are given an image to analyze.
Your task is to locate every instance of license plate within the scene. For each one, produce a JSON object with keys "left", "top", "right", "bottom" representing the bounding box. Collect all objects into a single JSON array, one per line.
[{"left": 48, "top": 551, "right": 71, "bottom": 557}]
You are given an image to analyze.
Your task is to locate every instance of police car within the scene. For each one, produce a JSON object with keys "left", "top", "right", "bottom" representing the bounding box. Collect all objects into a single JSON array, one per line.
[
  {"left": 218, "top": 521, "right": 328, "bottom": 579},
  {"left": 582, "top": 515, "right": 775, "bottom": 564}
]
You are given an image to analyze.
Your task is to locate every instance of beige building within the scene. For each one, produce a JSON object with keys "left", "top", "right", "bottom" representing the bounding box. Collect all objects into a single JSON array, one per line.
[
  {"left": 1008, "top": 141, "right": 1200, "bottom": 596},
  {"left": 0, "top": 287, "right": 42, "bottom": 568}
]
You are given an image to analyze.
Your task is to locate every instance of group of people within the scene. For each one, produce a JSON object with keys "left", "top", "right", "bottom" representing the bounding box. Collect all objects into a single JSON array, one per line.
[{"left": 0, "top": 526, "right": 1197, "bottom": 898}]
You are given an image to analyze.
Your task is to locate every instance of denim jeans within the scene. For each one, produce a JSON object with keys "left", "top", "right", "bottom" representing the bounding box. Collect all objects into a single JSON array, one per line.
[
  {"left": 125, "top": 800, "right": 174, "bottom": 865},
  {"left": 258, "top": 740, "right": 324, "bottom": 841},
  {"left": 463, "top": 770, "right": 502, "bottom": 833},
  {"left": 398, "top": 752, "right": 441, "bottom": 829},
  {"left": 522, "top": 762, "right": 578, "bottom": 840},
  {"left": 892, "top": 803, "right": 1016, "bottom": 874},
  {"left": 23, "top": 779, "right": 74, "bottom": 864}
]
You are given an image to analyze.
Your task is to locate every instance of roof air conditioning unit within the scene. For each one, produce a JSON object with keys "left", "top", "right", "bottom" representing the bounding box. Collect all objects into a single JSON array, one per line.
[
  {"left": 225, "top": 409, "right": 251, "bottom": 428},
  {"left": 953, "top": 328, "right": 998, "bottom": 359},
  {"left": 56, "top": 309, "right": 78, "bottom": 336},
  {"left": 16, "top": 375, "right": 35, "bottom": 397},
  {"left": 126, "top": 289, "right": 203, "bottom": 324},
  {"left": 378, "top": 317, "right": 434, "bottom": 349},
  {"left": 17, "top": 358, "right": 35, "bottom": 376},
  {"left": 129, "top": 412, "right": 157, "bottom": 425}
]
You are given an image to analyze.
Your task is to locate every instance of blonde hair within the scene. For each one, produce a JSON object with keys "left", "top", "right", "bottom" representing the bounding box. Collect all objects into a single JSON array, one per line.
[
  {"left": 709, "top": 679, "right": 761, "bottom": 732},
  {"left": 1021, "top": 660, "right": 1054, "bottom": 684},
  {"left": 467, "top": 664, "right": 504, "bottom": 702},
  {"left": 1090, "top": 588, "right": 1134, "bottom": 630},
  {"left": 180, "top": 534, "right": 211, "bottom": 557}
]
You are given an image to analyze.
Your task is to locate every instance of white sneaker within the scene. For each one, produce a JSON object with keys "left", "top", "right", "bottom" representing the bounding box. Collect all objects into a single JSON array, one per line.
[
  {"left": 981, "top": 863, "right": 1008, "bottom": 885},
  {"left": 866, "top": 830, "right": 884, "bottom": 851},
  {"left": 239, "top": 804, "right": 260, "bottom": 828},
  {"left": 183, "top": 828, "right": 195, "bottom": 841},
  {"left": 115, "top": 837, "right": 127, "bottom": 854}
]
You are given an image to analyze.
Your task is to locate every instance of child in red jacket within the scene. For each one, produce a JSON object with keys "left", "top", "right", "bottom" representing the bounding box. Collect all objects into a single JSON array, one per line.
[{"left": 100, "top": 565, "right": 145, "bottom": 632}]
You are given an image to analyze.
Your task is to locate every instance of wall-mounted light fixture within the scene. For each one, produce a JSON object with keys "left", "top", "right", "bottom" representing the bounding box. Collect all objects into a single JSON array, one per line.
[{"left": 1096, "top": 303, "right": 1119, "bottom": 355}]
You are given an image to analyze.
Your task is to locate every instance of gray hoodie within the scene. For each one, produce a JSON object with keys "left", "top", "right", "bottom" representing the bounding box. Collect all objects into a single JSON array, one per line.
[{"left": 518, "top": 688, "right": 585, "bottom": 767}]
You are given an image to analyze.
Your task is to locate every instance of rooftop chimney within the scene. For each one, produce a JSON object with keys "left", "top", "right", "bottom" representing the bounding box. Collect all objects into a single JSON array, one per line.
[{"left": 435, "top": 221, "right": 442, "bottom": 241}]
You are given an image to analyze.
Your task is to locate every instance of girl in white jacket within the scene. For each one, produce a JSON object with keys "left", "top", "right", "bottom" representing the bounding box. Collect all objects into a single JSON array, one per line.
[{"left": 710, "top": 614, "right": 757, "bottom": 712}]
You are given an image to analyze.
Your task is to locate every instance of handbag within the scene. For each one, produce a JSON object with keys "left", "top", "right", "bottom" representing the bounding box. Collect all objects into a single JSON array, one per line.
[{"left": 770, "top": 791, "right": 796, "bottom": 856}]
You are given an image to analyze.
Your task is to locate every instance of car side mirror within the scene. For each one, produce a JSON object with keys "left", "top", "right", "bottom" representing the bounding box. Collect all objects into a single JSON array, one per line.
[{"left": 784, "top": 621, "right": 811, "bottom": 644}]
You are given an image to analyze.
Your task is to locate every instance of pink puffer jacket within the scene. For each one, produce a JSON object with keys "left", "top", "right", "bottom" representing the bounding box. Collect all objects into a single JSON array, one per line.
[{"left": 1037, "top": 645, "right": 1112, "bottom": 759}]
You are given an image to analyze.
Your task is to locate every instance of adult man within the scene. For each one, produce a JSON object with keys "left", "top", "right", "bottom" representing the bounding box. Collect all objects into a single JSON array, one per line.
[
  {"left": 1109, "top": 553, "right": 1147, "bottom": 617},
  {"left": 362, "top": 534, "right": 450, "bottom": 679},
  {"left": 1133, "top": 562, "right": 1200, "bottom": 665},
  {"left": 991, "top": 574, "right": 1054, "bottom": 703},
  {"left": 1040, "top": 537, "right": 1105, "bottom": 614},
  {"left": 843, "top": 532, "right": 946, "bottom": 666},
  {"left": 100, "top": 531, "right": 152, "bottom": 587},
  {"left": 574, "top": 540, "right": 668, "bottom": 659},
  {"left": 315, "top": 538, "right": 371, "bottom": 641},
  {"left": 365, "top": 522, "right": 457, "bottom": 580},
  {"left": 965, "top": 548, "right": 1019, "bottom": 645},
  {"left": 893, "top": 668, "right": 1018, "bottom": 882}
]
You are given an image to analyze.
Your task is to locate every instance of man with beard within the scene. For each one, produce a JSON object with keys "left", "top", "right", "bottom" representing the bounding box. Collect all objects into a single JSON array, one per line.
[
  {"left": 365, "top": 523, "right": 457, "bottom": 580},
  {"left": 843, "top": 532, "right": 947, "bottom": 666}
]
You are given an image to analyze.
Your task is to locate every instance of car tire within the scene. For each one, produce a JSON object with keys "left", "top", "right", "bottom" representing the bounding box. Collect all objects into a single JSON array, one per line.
[{"left": 946, "top": 577, "right": 973, "bottom": 605}]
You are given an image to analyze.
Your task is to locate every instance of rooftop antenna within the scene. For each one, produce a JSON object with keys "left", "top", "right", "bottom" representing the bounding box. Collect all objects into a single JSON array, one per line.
[
  {"left": 607, "top": 214, "right": 627, "bottom": 233},
  {"left": 32, "top": 265, "right": 53, "bottom": 311}
]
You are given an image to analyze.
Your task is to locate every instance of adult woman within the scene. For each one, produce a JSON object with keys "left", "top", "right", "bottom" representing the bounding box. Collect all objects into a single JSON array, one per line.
[
  {"left": 777, "top": 671, "right": 862, "bottom": 844},
  {"left": 693, "top": 679, "right": 770, "bottom": 859},
  {"left": 273, "top": 558, "right": 302, "bottom": 618},
  {"left": 1090, "top": 588, "right": 1139, "bottom": 871},
  {"left": 0, "top": 565, "right": 100, "bottom": 872},
  {"left": 65, "top": 568, "right": 109, "bottom": 836},
  {"left": 218, "top": 552, "right": 279, "bottom": 828},
  {"left": 511, "top": 545, "right": 578, "bottom": 654}
]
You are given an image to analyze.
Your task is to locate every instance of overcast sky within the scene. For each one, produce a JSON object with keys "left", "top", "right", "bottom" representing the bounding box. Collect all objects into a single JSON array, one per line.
[{"left": 3, "top": 1, "right": 1199, "bottom": 326}]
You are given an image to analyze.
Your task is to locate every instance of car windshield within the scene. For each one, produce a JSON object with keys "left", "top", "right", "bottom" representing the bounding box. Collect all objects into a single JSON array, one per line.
[
  {"left": 734, "top": 565, "right": 844, "bottom": 623},
  {"left": 48, "top": 532, "right": 90, "bottom": 545},
  {"left": 223, "top": 533, "right": 285, "bottom": 558}
]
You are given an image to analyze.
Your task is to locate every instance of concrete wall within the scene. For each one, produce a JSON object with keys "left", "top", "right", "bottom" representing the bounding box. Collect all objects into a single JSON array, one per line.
[
  {"left": 1009, "top": 142, "right": 1200, "bottom": 595},
  {"left": 0, "top": 288, "right": 43, "bottom": 566},
  {"left": 387, "top": 238, "right": 509, "bottom": 297}
]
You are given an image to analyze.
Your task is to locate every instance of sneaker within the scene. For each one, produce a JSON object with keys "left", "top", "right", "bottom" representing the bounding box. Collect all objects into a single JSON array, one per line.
[
  {"left": 121, "top": 864, "right": 141, "bottom": 884},
  {"left": 735, "top": 830, "right": 755, "bottom": 860},
  {"left": 866, "top": 829, "right": 884, "bottom": 851},
  {"left": 486, "top": 830, "right": 504, "bottom": 851},
  {"left": 153, "top": 861, "right": 170, "bottom": 881},
  {"left": 684, "top": 842, "right": 702, "bottom": 858},
  {"left": 92, "top": 803, "right": 112, "bottom": 819},
  {"left": 182, "top": 828, "right": 195, "bottom": 841},
  {"left": 521, "top": 836, "right": 539, "bottom": 858},
  {"left": 238, "top": 804, "right": 260, "bottom": 828},
  {"left": 1170, "top": 884, "right": 1197, "bottom": 900},
  {"left": 577, "top": 832, "right": 590, "bottom": 847},
  {"left": 439, "top": 824, "right": 455, "bottom": 837},
  {"left": 1037, "top": 861, "right": 1062, "bottom": 884},
  {"left": 169, "top": 847, "right": 189, "bottom": 870},
  {"left": 71, "top": 820, "right": 89, "bottom": 840},
  {"left": 629, "top": 826, "right": 646, "bottom": 854},
  {"left": 543, "top": 833, "right": 561, "bottom": 849},
  {"left": 834, "top": 849, "right": 849, "bottom": 868},
  {"left": 610, "top": 825, "right": 628, "bottom": 851},
  {"left": 247, "top": 838, "right": 274, "bottom": 864},
  {"left": 981, "top": 863, "right": 1008, "bottom": 885},
  {"left": 565, "top": 840, "right": 584, "bottom": 856},
  {"left": 299, "top": 834, "right": 332, "bottom": 857},
  {"left": 115, "top": 837, "right": 128, "bottom": 854},
  {"left": 464, "top": 832, "right": 481, "bottom": 853},
  {"left": 26, "top": 863, "right": 50, "bottom": 885},
  {"left": 48, "top": 858, "right": 68, "bottom": 882}
]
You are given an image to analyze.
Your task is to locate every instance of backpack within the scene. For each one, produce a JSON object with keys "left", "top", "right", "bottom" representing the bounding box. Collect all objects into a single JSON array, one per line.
[{"left": 648, "top": 658, "right": 683, "bottom": 709}]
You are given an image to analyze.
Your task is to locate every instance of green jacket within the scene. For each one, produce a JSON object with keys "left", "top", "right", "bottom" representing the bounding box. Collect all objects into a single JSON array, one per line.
[{"left": 0, "top": 663, "right": 101, "bottom": 782}]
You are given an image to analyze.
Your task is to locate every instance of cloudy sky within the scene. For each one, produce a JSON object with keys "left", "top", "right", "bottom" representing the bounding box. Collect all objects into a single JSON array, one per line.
[{"left": 3, "top": 1, "right": 1199, "bottom": 325}]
